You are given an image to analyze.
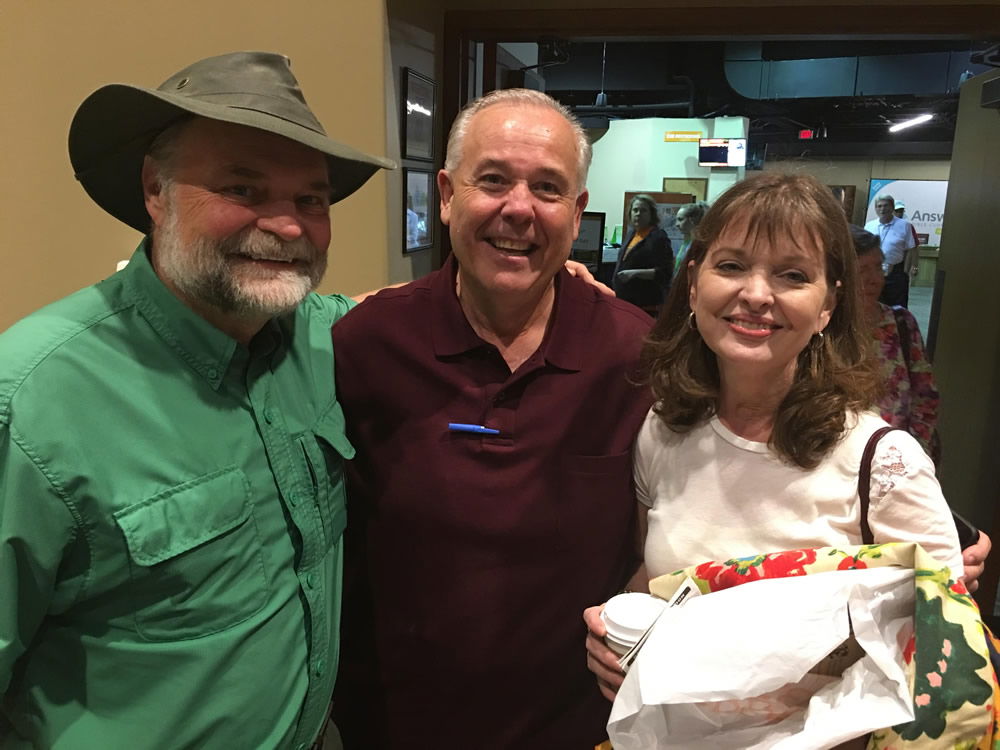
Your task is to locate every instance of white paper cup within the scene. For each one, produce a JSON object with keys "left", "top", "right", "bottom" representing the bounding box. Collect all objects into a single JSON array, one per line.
[{"left": 601, "top": 592, "right": 667, "bottom": 655}]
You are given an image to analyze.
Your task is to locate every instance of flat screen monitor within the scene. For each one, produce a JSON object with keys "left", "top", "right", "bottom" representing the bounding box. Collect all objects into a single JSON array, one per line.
[
  {"left": 571, "top": 211, "right": 606, "bottom": 264},
  {"left": 698, "top": 137, "right": 747, "bottom": 168}
]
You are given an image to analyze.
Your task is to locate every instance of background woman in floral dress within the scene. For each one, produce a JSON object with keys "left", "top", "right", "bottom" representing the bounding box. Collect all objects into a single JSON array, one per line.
[{"left": 852, "top": 224, "right": 941, "bottom": 463}]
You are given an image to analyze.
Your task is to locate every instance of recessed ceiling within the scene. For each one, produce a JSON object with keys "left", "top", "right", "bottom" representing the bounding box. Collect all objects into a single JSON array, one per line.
[{"left": 498, "top": 38, "right": 999, "bottom": 157}]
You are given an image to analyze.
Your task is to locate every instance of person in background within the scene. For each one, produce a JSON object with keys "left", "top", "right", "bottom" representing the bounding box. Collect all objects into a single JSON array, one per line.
[
  {"left": 331, "top": 88, "right": 654, "bottom": 749},
  {"left": 0, "top": 51, "right": 393, "bottom": 749},
  {"left": 893, "top": 199, "right": 923, "bottom": 281},
  {"left": 852, "top": 224, "right": 941, "bottom": 462},
  {"left": 585, "top": 173, "right": 988, "bottom": 704},
  {"left": 673, "top": 199, "right": 710, "bottom": 275},
  {"left": 613, "top": 193, "right": 673, "bottom": 315},
  {"left": 865, "top": 194, "right": 916, "bottom": 307}
]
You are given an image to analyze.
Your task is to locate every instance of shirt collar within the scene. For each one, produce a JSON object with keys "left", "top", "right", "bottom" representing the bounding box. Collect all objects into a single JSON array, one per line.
[
  {"left": 120, "top": 239, "right": 243, "bottom": 390},
  {"left": 429, "top": 255, "right": 584, "bottom": 371}
]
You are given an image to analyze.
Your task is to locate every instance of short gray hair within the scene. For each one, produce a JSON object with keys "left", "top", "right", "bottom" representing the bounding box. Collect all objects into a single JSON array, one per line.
[
  {"left": 875, "top": 194, "right": 896, "bottom": 206},
  {"left": 444, "top": 88, "right": 592, "bottom": 194},
  {"left": 677, "top": 200, "right": 711, "bottom": 224}
]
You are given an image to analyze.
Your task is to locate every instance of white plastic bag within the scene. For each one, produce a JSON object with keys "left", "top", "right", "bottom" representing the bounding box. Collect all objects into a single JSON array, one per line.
[{"left": 607, "top": 567, "right": 916, "bottom": 750}]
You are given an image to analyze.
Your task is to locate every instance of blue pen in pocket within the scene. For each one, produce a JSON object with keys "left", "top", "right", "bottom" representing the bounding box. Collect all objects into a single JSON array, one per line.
[{"left": 448, "top": 422, "right": 500, "bottom": 435}]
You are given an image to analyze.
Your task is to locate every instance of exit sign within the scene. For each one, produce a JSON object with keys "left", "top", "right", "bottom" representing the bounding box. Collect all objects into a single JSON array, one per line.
[{"left": 798, "top": 129, "right": 815, "bottom": 140}]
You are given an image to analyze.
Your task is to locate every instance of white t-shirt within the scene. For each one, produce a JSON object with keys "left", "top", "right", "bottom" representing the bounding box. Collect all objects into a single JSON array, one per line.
[
  {"left": 637, "top": 408, "right": 963, "bottom": 580},
  {"left": 864, "top": 216, "right": 916, "bottom": 266}
]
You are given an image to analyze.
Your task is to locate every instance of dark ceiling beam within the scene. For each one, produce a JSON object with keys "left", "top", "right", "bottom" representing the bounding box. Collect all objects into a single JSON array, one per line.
[
  {"left": 444, "top": 5, "right": 1000, "bottom": 40},
  {"left": 765, "top": 140, "right": 953, "bottom": 157}
]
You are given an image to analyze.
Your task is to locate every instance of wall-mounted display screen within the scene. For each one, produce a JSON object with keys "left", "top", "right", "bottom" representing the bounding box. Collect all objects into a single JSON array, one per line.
[
  {"left": 571, "top": 211, "right": 606, "bottom": 264},
  {"left": 698, "top": 138, "right": 747, "bottom": 167}
]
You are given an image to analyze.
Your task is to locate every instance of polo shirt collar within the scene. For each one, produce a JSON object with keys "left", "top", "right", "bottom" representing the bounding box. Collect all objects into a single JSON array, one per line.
[
  {"left": 429, "top": 255, "right": 584, "bottom": 372},
  {"left": 121, "top": 239, "right": 242, "bottom": 390}
]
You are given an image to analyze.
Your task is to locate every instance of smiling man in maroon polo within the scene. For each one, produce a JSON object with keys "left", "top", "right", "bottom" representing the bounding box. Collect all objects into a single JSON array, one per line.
[{"left": 331, "top": 89, "right": 654, "bottom": 748}]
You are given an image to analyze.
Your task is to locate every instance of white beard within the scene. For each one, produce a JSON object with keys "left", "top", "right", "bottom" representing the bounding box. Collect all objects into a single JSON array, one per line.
[{"left": 154, "top": 193, "right": 327, "bottom": 318}]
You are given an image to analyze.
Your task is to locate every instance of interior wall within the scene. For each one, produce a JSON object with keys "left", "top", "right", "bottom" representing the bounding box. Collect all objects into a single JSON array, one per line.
[
  {"left": 587, "top": 117, "right": 747, "bottom": 234},
  {"left": 763, "top": 157, "right": 952, "bottom": 226},
  {"left": 1, "top": 1, "right": 391, "bottom": 331},
  {"left": 386, "top": 10, "right": 440, "bottom": 279},
  {"left": 932, "top": 69, "right": 1000, "bottom": 522}
]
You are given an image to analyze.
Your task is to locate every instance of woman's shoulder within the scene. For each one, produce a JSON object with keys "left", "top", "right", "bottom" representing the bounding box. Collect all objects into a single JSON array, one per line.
[
  {"left": 891, "top": 305, "right": 918, "bottom": 324},
  {"left": 637, "top": 406, "right": 708, "bottom": 451},
  {"left": 841, "top": 410, "right": 926, "bottom": 462}
]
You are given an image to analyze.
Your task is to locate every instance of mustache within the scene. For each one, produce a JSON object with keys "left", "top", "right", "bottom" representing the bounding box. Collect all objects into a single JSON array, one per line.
[{"left": 220, "top": 228, "right": 319, "bottom": 264}]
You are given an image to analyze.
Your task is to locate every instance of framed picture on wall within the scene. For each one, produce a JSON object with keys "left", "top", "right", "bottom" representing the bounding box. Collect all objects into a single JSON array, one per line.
[
  {"left": 404, "top": 168, "right": 434, "bottom": 254},
  {"left": 828, "top": 185, "right": 857, "bottom": 224},
  {"left": 402, "top": 68, "right": 435, "bottom": 161},
  {"left": 662, "top": 178, "right": 708, "bottom": 202}
]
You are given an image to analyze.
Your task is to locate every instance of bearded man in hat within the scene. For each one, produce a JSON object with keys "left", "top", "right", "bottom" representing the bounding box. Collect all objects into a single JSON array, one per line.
[{"left": 0, "top": 51, "right": 391, "bottom": 749}]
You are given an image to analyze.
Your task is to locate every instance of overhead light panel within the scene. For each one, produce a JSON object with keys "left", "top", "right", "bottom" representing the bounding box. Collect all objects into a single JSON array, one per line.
[{"left": 888, "top": 114, "right": 933, "bottom": 132}]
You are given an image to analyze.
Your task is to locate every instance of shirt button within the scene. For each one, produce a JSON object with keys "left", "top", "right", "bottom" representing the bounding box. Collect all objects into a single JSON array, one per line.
[
  {"left": 494, "top": 391, "right": 507, "bottom": 403},
  {"left": 287, "top": 492, "right": 300, "bottom": 507},
  {"left": 305, "top": 572, "right": 318, "bottom": 589},
  {"left": 296, "top": 744, "right": 307, "bottom": 750},
  {"left": 315, "top": 659, "right": 325, "bottom": 677},
  {"left": 207, "top": 367, "right": 219, "bottom": 380},
  {"left": 263, "top": 407, "right": 275, "bottom": 424}
]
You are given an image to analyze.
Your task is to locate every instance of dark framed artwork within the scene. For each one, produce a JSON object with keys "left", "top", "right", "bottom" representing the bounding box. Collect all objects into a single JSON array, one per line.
[
  {"left": 404, "top": 168, "right": 434, "bottom": 253},
  {"left": 828, "top": 185, "right": 858, "bottom": 223},
  {"left": 402, "top": 68, "right": 435, "bottom": 161}
]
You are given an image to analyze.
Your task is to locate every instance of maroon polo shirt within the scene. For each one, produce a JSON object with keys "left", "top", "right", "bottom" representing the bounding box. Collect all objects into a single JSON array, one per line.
[{"left": 331, "top": 258, "right": 654, "bottom": 749}]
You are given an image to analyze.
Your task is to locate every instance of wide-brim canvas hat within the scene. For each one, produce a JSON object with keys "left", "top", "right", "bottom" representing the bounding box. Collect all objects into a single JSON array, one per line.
[{"left": 69, "top": 51, "right": 396, "bottom": 232}]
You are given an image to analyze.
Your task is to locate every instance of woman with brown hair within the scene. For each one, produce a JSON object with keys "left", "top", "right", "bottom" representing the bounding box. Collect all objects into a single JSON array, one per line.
[
  {"left": 584, "top": 172, "right": 965, "bottom": 701},
  {"left": 612, "top": 193, "right": 673, "bottom": 314}
]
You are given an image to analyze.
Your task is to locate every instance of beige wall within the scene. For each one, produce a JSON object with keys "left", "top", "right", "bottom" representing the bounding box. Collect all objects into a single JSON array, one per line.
[
  {"left": 932, "top": 69, "right": 1000, "bottom": 522},
  {"left": 1, "top": 1, "right": 391, "bottom": 331},
  {"left": 764, "top": 157, "right": 951, "bottom": 226},
  {"left": 385, "top": 6, "right": 441, "bottom": 279}
]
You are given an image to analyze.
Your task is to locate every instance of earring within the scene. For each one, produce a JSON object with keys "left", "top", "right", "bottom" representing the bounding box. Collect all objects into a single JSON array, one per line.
[{"left": 688, "top": 312, "right": 697, "bottom": 330}]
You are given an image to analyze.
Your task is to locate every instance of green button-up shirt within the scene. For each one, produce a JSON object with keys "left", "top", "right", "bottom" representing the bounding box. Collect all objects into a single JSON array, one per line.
[{"left": 0, "top": 243, "right": 354, "bottom": 749}]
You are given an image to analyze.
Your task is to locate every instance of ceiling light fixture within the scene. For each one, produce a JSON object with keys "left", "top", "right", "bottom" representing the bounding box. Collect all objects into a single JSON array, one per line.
[{"left": 888, "top": 113, "right": 933, "bottom": 132}]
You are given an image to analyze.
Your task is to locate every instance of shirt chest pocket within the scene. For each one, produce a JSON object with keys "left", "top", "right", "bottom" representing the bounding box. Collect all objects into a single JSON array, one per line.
[
  {"left": 298, "top": 401, "right": 353, "bottom": 550},
  {"left": 558, "top": 451, "right": 635, "bottom": 553},
  {"left": 113, "top": 467, "right": 269, "bottom": 642}
]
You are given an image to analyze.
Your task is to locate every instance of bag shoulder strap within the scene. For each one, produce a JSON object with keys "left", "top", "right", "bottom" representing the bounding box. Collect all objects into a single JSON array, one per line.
[
  {"left": 891, "top": 306, "right": 911, "bottom": 369},
  {"left": 858, "top": 425, "right": 899, "bottom": 545}
]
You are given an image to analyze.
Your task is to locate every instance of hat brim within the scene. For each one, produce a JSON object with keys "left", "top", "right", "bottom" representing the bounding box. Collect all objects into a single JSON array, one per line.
[{"left": 69, "top": 84, "right": 396, "bottom": 232}]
